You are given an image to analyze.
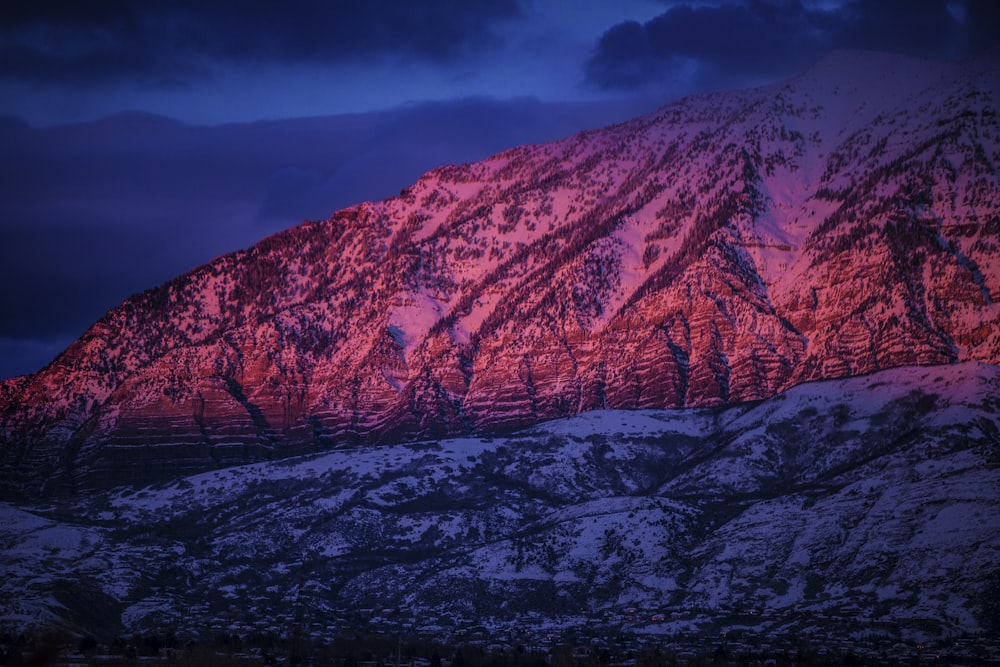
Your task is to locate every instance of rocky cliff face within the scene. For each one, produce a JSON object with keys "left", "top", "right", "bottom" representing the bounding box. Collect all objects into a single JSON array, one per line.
[{"left": 2, "top": 50, "right": 999, "bottom": 494}]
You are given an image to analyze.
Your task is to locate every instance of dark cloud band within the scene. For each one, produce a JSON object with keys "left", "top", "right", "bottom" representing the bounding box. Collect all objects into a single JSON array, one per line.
[
  {"left": 0, "top": 0, "right": 524, "bottom": 85},
  {"left": 586, "top": 0, "right": 1000, "bottom": 90}
]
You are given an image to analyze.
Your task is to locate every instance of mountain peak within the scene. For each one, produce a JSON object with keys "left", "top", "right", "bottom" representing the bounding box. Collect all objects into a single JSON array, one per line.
[{"left": 2, "top": 49, "right": 999, "bottom": 496}]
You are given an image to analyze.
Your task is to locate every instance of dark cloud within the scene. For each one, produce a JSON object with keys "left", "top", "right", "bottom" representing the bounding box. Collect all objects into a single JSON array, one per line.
[
  {"left": 0, "top": 0, "right": 523, "bottom": 85},
  {"left": 586, "top": 0, "right": 1000, "bottom": 91},
  {"left": 0, "top": 96, "right": 646, "bottom": 379}
]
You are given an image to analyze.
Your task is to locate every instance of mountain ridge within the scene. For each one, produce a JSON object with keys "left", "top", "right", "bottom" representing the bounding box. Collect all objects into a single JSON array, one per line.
[{"left": 1, "top": 49, "right": 999, "bottom": 495}]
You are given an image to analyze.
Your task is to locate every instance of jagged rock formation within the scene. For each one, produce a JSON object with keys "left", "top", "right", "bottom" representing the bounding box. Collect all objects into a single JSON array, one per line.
[{"left": 2, "top": 50, "right": 999, "bottom": 494}]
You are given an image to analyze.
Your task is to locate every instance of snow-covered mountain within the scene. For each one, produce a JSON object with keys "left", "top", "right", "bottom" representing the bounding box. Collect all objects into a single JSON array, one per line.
[
  {"left": 2, "top": 49, "right": 1000, "bottom": 495},
  {"left": 3, "top": 363, "right": 998, "bottom": 642}
]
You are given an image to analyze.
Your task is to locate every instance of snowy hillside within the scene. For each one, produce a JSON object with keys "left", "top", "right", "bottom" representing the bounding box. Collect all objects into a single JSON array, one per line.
[{"left": 3, "top": 363, "right": 998, "bottom": 643}]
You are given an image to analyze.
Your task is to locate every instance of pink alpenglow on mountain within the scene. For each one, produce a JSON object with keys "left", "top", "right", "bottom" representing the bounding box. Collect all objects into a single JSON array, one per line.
[{"left": 1, "top": 50, "right": 999, "bottom": 494}]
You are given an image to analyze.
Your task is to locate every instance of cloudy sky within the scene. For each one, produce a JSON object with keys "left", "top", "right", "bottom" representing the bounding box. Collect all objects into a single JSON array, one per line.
[{"left": 1, "top": 0, "right": 998, "bottom": 379}]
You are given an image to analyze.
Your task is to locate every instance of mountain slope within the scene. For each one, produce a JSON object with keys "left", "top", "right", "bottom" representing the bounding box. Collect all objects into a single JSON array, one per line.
[
  {"left": 2, "top": 50, "right": 999, "bottom": 494},
  {"left": 2, "top": 363, "right": 998, "bottom": 642}
]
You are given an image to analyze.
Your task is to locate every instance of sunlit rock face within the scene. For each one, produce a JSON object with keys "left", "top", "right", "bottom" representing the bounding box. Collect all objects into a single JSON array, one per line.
[{"left": 2, "top": 50, "right": 999, "bottom": 494}]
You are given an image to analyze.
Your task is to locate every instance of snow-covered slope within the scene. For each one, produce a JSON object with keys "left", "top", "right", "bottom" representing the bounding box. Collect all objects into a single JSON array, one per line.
[
  {"left": 1, "top": 50, "right": 999, "bottom": 494},
  {"left": 2, "top": 363, "right": 998, "bottom": 642}
]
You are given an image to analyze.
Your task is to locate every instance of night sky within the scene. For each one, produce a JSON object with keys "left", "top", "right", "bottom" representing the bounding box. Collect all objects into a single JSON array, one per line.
[{"left": 1, "top": 0, "right": 998, "bottom": 380}]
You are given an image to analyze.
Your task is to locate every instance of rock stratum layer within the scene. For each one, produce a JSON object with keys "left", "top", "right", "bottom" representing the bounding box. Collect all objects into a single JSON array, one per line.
[{"left": 2, "top": 50, "right": 999, "bottom": 494}]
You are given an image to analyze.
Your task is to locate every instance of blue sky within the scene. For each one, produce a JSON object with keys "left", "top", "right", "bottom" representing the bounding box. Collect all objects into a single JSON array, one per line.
[{"left": 1, "top": 0, "right": 997, "bottom": 379}]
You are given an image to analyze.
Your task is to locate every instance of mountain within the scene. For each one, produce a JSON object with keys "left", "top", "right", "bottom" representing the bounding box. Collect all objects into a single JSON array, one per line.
[
  {"left": 2, "top": 50, "right": 1000, "bottom": 495},
  {"left": 3, "top": 363, "right": 999, "bottom": 643}
]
